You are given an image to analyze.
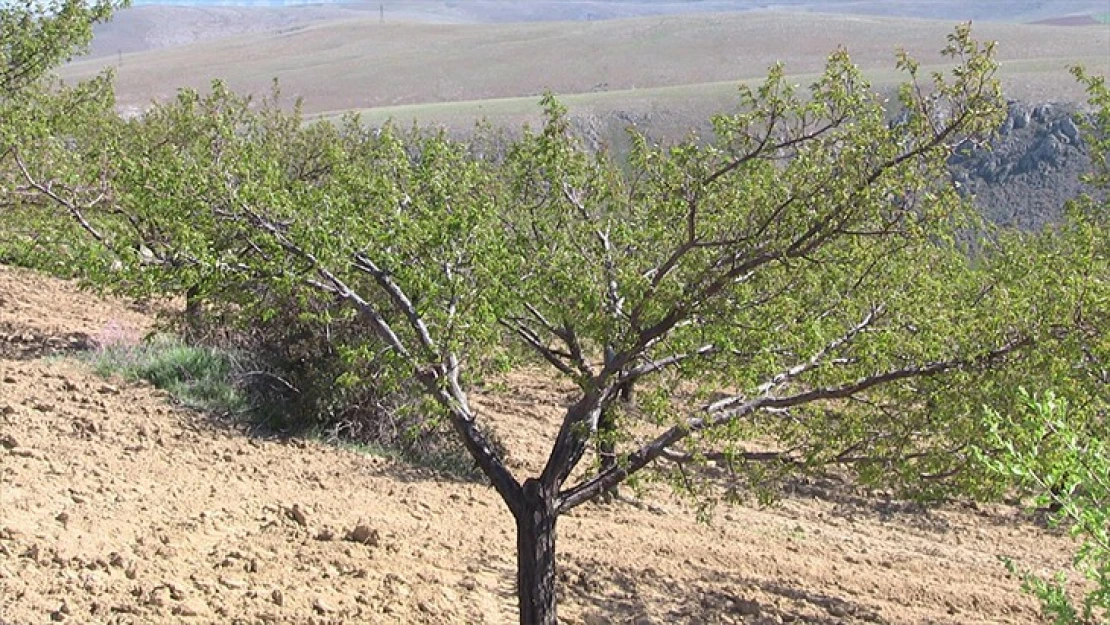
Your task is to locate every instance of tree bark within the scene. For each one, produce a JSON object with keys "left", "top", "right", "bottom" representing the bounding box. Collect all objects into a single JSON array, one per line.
[
  {"left": 184, "top": 284, "right": 203, "bottom": 340},
  {"left": 515, "top": 478, "right": 558, "bottom": 625}
]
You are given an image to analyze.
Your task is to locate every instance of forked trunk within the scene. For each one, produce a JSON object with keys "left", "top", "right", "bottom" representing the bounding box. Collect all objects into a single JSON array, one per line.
[{"left": 515, "top": 478, "right": 558, "bottom": 625}]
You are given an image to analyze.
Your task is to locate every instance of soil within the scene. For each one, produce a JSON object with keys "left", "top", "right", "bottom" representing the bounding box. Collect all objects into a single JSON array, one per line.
[{"left": 0, "top": 264, "right": 1077, "bottom": 624}]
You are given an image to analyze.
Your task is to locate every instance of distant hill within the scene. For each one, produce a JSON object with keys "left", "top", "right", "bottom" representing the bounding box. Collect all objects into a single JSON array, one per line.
[
  {"left": 67, "top": 12, "right": 1109, "bottom": 119},
  {"left": 113, "top": 1, "right": 1110, "bottom": 24},
  {"left": 85, "top": 1, "right": 1110, "bottom": 59},
  {"left": 85, "top": 5, "right": 378, "bottom": 58}
]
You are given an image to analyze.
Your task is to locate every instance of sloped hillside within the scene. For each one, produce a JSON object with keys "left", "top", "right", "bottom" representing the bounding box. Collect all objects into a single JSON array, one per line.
[{"left": 0, "top": 264, "right": 1081, "bottom": 624}]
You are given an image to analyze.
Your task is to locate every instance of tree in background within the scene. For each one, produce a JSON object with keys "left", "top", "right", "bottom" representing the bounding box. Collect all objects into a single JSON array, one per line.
[
  {"left": 0, "top": 0, "right": 115, "bottom": 98},
  {"left": 1, "top": 0, "right": 123, "bottom": 272}
]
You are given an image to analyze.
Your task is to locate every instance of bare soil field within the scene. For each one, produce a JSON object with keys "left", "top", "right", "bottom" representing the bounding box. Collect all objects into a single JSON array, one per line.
[{"left": 0, "top": 264, "right": 1083, "bottom": 624}]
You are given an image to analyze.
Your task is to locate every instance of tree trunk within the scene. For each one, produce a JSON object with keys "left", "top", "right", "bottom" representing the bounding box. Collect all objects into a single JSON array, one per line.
[
  {"left": 184, "top": 284, "right": 202, "bottom": 340},
  {"left": 515, "top": 478, "right": 558, "bottom": 625}
]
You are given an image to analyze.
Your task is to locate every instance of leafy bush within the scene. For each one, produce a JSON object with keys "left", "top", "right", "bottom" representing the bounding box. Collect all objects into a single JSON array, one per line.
[
  {"left": 197, "top": 285, "right": 506, "bottom": 478},
  {"left": 978, "top": 390, "right": 1108, "bottom": 625}
]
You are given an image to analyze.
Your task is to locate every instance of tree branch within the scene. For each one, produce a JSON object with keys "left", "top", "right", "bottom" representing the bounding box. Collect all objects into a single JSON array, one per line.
[
  {"left": 13, "top": 147, "right": 111, "bottom": 247},
  {"left": 616, "top": 343, "right": 719, "bottom": 385},
  {"left": 747, "top": 305, "right": 881, "bottom": 398},
  {"left": 500, "top": 318, "right": 578, "bottom": 378},
  {"left": 558, "top": 336, "right": 1029, "bottom": 512},
  {"left": 351, "top": 252, "right": 439, "bottom": 360}
]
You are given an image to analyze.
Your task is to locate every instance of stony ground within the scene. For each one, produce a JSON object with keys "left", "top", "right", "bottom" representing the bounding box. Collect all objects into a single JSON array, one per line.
[{"left": 0, "top": 264, "right": 1078, "bottom": 624}]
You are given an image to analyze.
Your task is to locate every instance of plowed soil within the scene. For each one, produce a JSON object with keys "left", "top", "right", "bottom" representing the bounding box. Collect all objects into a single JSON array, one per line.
[{"left": 0, "top": 264, "right": 1076, "bottom": 624}]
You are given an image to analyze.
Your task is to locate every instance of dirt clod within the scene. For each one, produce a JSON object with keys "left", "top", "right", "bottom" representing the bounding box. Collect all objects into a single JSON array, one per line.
[
  {"left": 286, "top": 504, "right": 308, "bottom": 527},
  {"left": 219, "top": 577, "right": 247, "bottom": 590},
  {"left": 734, "top": 598, "right": 762, "bottom": 616},
  {"left": 172, "top": 603, "right": 201, "bottom": 617},
  {"left": 312, "top": 597, "right": 334, "bottom": 614},
  {"left": 346, "top": 524, "right": 379, "bottom": 546}
]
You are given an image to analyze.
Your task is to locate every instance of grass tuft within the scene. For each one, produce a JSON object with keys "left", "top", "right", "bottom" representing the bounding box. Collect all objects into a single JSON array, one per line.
[{"left": 82, "top": 334, "right": 248, "bottom": 414}]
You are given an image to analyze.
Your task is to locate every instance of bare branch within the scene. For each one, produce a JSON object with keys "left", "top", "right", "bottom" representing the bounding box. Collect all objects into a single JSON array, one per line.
[
  {"left": 500, "top": 318, "right": 578, "bottom": 378},
  {"left": 13, "top": 148, "right": 110, "bottom": 246},
  {"left": 617, "top": 343, "right": 719, "bottom": 385},
  {"left": 660, "top": 447, "right": 802, "bottom": 467},
  {"left": 704, "top": 106, "right": 847, "bottom": 187},
  {"left": 352, "top": 252, "right": 439, "bottom": 360},
  {"left": 239, "top": 370, "right": 300, "bottom": 394},
  {"left": 741, "top": 305, "right": 882, "bottom": 400},
  {"left": 523, "top": 302, "right": 561, "bottom": 337},
  {"left": 514, "top": 302, "right": 595, "bottom": 378},
  {"left": 556, "top": 323, "right": 593, "bottom": 378}
]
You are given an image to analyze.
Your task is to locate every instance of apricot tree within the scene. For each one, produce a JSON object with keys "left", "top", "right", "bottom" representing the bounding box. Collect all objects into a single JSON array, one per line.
[
  {"left": 95, "top": 29, "right": 1024, "bottom": 623},
  {"left": 1, "top": 0, "right": 120, "bottom": 270}
]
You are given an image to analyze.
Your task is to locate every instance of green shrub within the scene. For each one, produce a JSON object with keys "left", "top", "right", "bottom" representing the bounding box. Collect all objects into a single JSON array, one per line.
[
  {"left": 189, "top": 286, "right": 507, "bottom": 480},
  {"left": 978, "top": 390, "right": 1109, "bottom": 625}
]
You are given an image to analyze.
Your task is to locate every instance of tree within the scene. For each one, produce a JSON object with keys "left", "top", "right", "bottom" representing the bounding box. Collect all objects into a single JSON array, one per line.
[
  {"left": 13, "top": 22, "right": 1099, "bottom": 623},
  {"left": 0, "top": 0, "right": 122, "bottom": 270},
  {"left": 0, "top": 0, "right": 116, "bottom": 99}
]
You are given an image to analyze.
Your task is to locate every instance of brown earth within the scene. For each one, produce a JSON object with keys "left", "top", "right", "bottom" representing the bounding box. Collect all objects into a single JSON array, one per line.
[{"left": 0, "top": 264, "right": 1079, "bottom": 624}]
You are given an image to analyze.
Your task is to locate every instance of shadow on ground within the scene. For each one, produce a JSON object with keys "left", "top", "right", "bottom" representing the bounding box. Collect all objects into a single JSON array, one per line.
[{"left": 561, "top": 552, "right": 887, "bottom": 625}]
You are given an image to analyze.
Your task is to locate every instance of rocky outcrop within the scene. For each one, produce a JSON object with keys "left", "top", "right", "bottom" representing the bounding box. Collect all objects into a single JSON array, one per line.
[{"left": 949, "top": 101, "right": 1094, "bottom": 230}]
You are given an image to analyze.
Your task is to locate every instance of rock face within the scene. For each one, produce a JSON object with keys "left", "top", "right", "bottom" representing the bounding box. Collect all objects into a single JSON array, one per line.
[{"left": 949, "top": 100, "right": 1094, "bottom": 230}]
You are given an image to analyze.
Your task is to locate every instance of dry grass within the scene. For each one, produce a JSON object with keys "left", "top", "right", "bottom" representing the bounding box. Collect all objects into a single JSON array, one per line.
[{"left": 318, "top": 54, "right": 1108, "bottom": 139}]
